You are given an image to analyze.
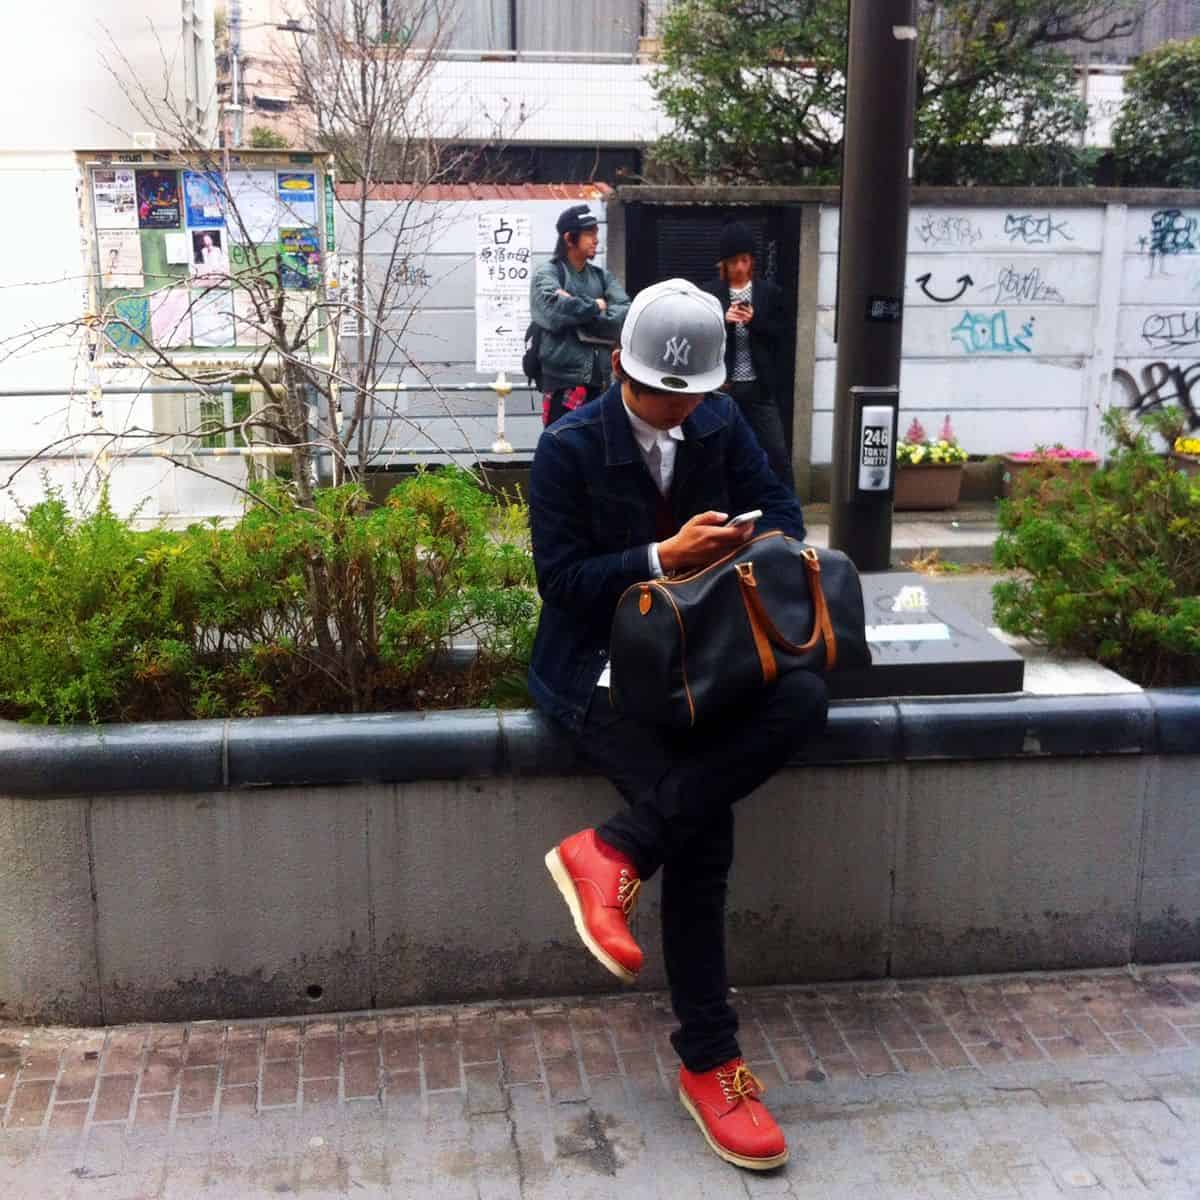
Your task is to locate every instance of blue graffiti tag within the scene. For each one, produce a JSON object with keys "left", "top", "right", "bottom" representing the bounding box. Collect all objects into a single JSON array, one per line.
[
  {"left": 1139, "top": 209, "right": 1198, "bottom": 258},
  {"left": 104, "top": 297, "right": 150, "bottom": 354},
  {"left": 950, "top": 311, "right": 1035, "bottom": 354}
]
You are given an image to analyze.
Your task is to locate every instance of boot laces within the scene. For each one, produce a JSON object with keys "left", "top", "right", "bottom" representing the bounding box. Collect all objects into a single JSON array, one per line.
[
  {"left": 717, "top": 1062, "right": 766, "bottom": 1126},
  {"left": 616, "top": 869, "right": 641, "bottom": 918}
]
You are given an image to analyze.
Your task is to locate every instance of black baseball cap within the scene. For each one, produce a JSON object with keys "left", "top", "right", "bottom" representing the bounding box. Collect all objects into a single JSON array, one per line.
[{"left": 556, "top": 204, "right": 599, "bottom": 235}]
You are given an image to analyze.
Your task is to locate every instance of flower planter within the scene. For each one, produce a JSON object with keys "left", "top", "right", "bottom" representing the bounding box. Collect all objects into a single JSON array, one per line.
[
  {"left": 1170, "top": 452, "right": 1200, "bottom": 479},
  {"left": 893, "top": 464, "right": 964, "bottom": 511},
  {"left": 1001, "top": 454, "right": 1098, "bottom": 500}
]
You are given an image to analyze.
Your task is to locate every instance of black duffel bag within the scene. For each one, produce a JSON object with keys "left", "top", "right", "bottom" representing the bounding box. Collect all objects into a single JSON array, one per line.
[{"left": 608, "top": 531, "right": 870, "bottom": 729}]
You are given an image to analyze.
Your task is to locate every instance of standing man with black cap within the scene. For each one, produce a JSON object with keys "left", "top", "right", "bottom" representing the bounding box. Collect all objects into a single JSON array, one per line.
[
  {"left": 530, "top": 204, "right": 631, "bottom": 427},
  {"left": 702, "top": 221, "right": 795, "bottom": 490}
]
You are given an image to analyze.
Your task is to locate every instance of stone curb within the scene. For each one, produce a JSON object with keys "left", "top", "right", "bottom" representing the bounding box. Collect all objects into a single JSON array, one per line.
[{"left": 1, "top": 688, "right": 1196, "bottom": 798}]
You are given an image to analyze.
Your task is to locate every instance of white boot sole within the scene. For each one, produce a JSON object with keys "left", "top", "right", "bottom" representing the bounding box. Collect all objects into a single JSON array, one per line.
[
  {"left": 544, "top": 847, "right": 636, "bottom": 985},
  {"left": 678, "top": 1087, "right": 790, "bottom": 1171}
]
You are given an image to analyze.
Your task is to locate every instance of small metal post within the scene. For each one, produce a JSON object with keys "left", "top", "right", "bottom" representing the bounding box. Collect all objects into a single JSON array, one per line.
[{"left": 490, "top": 371, "right": 514, "bottom": 455}]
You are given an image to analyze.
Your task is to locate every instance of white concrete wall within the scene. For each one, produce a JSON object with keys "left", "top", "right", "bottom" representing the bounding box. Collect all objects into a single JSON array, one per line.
[
  {"left": 812, "top": 203, "right": 1200, "bottom": 461},
  {"left": 1112, "top": 206, "right": 1200, "bottom": 438}
]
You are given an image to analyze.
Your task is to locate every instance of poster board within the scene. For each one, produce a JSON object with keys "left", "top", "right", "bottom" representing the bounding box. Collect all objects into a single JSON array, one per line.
[
  {"left": 84, "top": 151, "right": 333, "bottom": 361},
  {"left": 475, "top": 214, "right": 531, "bottom": 373}
]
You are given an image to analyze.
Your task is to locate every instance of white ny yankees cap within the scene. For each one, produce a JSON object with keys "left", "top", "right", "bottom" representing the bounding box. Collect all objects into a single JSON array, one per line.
[{"left": 619, "top": 278, "right": 727, "bottom": 394}]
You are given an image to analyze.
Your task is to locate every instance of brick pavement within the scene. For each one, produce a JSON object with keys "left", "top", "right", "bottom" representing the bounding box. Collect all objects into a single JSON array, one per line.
[{"left": 2, "top": 966, "right": 1199, "bottom": 1198}]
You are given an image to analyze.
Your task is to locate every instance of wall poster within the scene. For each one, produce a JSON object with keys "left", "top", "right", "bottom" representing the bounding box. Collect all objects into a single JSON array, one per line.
[{"left": 136, "top": 169, "right": 181, "bottom": 229}]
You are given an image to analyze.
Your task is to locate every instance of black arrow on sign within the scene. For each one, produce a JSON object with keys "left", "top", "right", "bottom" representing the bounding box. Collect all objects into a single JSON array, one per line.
[
  {"left": 495, "top": 326, "right": 512, "bottom": 335},
  {"left": 915, "top": 273, "right": 973, "bottom": 303}
]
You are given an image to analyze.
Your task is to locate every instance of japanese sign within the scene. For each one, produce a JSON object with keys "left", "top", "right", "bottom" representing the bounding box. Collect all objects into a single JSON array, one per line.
[{"left": 475, "top": 214, "right": 531, "bottom": 373}]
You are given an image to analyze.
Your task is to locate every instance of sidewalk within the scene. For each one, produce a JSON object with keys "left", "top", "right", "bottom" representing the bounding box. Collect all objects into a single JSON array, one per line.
[
  {"left": 805, "top": 500, "right": 1002, "bottom": 566},
  {"left": 3, "top": 966, "right": 1199, "bottom": 1198}
]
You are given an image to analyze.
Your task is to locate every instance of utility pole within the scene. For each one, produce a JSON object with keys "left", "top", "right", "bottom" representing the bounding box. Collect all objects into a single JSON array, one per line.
[
  {"left": 228, "top": 0, "right": 244, "bottom": 148},
  {"left": 829, "top": 0, "right": 918, "bottom": 570}
]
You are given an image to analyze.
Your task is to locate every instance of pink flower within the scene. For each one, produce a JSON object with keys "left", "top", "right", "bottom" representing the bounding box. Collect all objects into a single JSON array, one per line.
[
  {"left": 903, "top": 417, "right": 927, "bottom": 444},
  {"left": 939, "top": 414, "right": 956, "bottom": 444},
  {"left": 1008, "top": 447, "right": 1098, "bottom": 462}
]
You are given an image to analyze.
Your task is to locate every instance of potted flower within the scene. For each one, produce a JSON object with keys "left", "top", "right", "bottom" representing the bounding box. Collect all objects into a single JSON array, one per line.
[
  {"left": 1001, "top": 444, "right": 1099, "bottom": 499},
  {"left": 1171, "top": 436, "right": 1200, "bottom": 478},
  {"left": 894, "top": 416, "right": 969, "bottom": 510}
]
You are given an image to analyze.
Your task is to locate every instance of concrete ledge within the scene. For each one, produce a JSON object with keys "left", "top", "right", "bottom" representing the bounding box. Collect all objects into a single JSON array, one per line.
[
  {"left": 618, "top": 185, "right": 1200, "bottom": 207},
  {"left": 1148, "top": 687, "right": 1200, "bottom": 755},
  {"left": 0, "top": 691, "right": 1190, "bottom": 797},
  {"left": 1, "top": 689, "right": 1197, "bottom": 1026}
]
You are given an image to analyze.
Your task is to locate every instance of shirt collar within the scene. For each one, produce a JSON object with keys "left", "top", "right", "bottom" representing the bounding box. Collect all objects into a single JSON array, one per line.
[{"left": 622, "top": 398, "right": 685, "bottom": 454}]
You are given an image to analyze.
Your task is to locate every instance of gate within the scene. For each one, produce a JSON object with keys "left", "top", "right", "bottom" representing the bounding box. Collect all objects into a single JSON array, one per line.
[{"left": 623, "top": 201, "right": 803, "bottom": 445}]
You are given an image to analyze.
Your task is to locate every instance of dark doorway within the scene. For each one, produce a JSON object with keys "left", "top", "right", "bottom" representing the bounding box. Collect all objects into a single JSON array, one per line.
[{"left": 623, "top": 202, "right": 802, "bottom": 450}]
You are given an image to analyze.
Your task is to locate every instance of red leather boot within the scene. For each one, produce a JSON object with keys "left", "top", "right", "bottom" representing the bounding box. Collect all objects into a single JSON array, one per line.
[
  {"left": 544, "top": 829, "right": 644, "bottom": 982},
  {"left": 678, "top": 1058, "right": 788, "bottom": 1170}
]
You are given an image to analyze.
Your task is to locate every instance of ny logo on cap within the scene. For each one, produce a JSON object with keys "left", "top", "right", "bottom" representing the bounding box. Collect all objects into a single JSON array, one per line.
[{"left": 663, "top": 336, "right": 691, "bottom": 367}]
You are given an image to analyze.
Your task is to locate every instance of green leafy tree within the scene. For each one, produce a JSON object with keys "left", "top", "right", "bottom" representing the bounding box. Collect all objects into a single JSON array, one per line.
[
  {"left": 651, "top": 0, "right": 1141, "bottom": 185},
  {"left": 1111, "top": 37, "right": 1200, "bottom": 186},
  {"left": 247, "top": 124, "right": 290, "bottom": 149}
]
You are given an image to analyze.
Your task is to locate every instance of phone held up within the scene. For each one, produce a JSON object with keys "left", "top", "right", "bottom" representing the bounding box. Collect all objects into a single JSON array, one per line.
[{"left": 724, "top": 509, "right": 762, "bottom": 529}]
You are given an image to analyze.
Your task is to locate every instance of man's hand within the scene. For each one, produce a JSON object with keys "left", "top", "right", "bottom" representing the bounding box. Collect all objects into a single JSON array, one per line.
[
  {"left": 595, "top": 297, "right": 608, "bottom": 313},
  {"left": 658, "top": 512, "right": 754, "bottom": 574},
  {"left": 726, "top": 304, "right": 753, "bottom": 324}
]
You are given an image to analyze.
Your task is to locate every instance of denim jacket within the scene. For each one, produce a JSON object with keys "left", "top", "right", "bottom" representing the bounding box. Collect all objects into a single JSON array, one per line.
[{"left": 527, "top": 382, "right": 806, "bottom": 732}]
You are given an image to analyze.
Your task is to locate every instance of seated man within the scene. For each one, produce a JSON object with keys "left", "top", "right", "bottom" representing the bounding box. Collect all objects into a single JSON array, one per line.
[{"left": 528, "top": 278, "right": 829, "bottom": 1171}]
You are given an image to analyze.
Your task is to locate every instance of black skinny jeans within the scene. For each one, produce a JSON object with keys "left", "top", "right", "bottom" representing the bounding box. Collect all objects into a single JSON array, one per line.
[
  {"left": 569, "top": 670, "right": 829, "bottom": 1072},
  {"left": 730, "top": 379, "right": 794, "bottom": 492}
]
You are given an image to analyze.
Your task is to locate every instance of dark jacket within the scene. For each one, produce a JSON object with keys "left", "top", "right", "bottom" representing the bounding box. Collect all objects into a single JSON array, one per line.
[
  {"left": 530, "top": 258, "right": 631, "bottom": 393},
  {"left": 527, "top": 381, "right": 806, "bottom": 732},
  {"left": 700, "top": 275, "right": 789, "bottom": 402}
]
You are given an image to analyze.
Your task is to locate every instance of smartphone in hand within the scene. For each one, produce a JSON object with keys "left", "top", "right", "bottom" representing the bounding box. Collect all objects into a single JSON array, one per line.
[{"left": 724, "top": 509, "right": 762, "bottom": 528}]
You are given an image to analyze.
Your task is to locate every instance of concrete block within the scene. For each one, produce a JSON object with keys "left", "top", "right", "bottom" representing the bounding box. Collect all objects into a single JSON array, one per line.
[
  {"left": 227, "top": 710, "right": 502, "bottom": 788},
  {"left": 0, "top": 719, "right": 224, "bottom": 796},
  {"left": 891, "top": 759, "right": 1145, "bottom": 976},
  {"left": 1135, "top": 759, "right": 1200, "bottom": 962},
  {"left": 899, "top": 695, "right": 1155, "bottom": 761},
  {"left": 0, "top": 796, "right": 101, "bottom": 1024},
  {"left": 368, "top": 778, "right": 667, "bottom": 1007},
  {"left": 89, "top": 789, "right": 372, "bottom": 1023},
  {"left": 727, "top": 764, "right": 899, "bottom": 983}
]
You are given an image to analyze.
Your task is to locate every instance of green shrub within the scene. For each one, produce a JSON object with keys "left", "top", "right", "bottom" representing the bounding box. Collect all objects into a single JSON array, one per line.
[
  {"left": 992, "top": 415, "right": 1200, "bottom": 688},
  {"left": 1111, "top": 38, "right": 1200, "bottom": 188},
  {"left": 0, "top": 485, "right": 210, "bottom": 723},
  {"left": 0, "top": 470, "right": 538, "bottom": 723}
]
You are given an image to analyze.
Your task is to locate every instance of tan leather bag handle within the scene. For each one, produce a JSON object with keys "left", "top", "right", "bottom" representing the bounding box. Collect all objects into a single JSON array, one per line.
[{"left": 735, "top": 549, "right": 838, "bottom": 672}]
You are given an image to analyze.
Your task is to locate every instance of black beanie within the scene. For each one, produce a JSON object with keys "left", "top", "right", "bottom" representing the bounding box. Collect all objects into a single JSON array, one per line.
[{"left": 718, "top": 221, "right": 756, "bottom": 262}]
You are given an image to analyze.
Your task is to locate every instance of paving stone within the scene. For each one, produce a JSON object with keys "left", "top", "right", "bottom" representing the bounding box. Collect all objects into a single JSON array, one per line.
[{"left": 6, "top": 969, "right": 1200, "bottom": 1197}]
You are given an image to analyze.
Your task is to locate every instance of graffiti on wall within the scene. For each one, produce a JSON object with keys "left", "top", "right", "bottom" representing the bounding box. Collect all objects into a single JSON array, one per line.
[
  {"left": 914, "top": 272, "right": 973, "bottom": 303},
  {"left": 915, "top": 214, "right": 983, "bottom": 248},
  {"left": 1004, "top": 214, "right": 1074, "bottom": 245},
  {"left": 1141, "top": 311, "right": 1200, "bottom": 353},
  {"left": 950, "top": 311, "right": 1035, "bottom": 354},
  {"left": 982, "top": 265, "right": 1064, "bottom": 306},
  {"left": 1138, "top": 209, "right": 1199, "bottom": 277},
  {"left": 1113, "top": 361, "right": 1200, "bottom": 430}
]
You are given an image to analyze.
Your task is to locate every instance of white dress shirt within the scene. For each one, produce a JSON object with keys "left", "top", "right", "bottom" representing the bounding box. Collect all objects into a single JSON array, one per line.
[{"left": 597, "top": 401, "right": 685, "bottom": 689}]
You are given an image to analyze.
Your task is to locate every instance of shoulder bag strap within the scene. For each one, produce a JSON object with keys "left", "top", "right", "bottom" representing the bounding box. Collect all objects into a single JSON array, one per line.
[{"left": 735, "top": 549, "right": 838, "bottom": 669}]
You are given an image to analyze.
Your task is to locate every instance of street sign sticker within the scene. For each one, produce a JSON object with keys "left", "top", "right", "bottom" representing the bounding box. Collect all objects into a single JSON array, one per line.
[{"left": 858, "top": 404, "right": 894, "bottom": 491}]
